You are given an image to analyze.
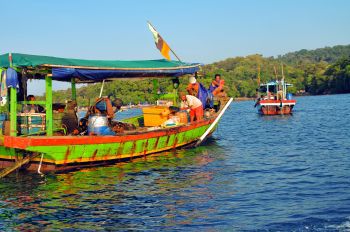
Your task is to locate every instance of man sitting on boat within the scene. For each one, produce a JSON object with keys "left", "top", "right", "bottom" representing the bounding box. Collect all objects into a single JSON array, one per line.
[
  {"left": 61, "top": 100, "right": 79, "bottom": 135},
  {"left": 209, "top": 74, "right": 226, "bottom": 98},
  {"left": 22, "top": 95, "right": 45, "bottom": 113},
  {"left": 79, "top": 96, "right": 135, "bottom": 135},
  {"left": 179, "top": 92, "right": 203, "bottom": 122}
]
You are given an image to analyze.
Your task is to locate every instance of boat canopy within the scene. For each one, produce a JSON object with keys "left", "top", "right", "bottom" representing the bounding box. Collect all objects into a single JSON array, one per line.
[
  {"left": 0, "top": 53, "right": 200, "bottom": 83},
  {"left": 260, "top": 80, "right": 293, "bottom": 87}
]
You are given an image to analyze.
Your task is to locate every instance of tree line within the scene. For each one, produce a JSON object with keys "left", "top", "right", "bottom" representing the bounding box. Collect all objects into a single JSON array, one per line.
[{"left": 51, "top": 44, "right": 350, "bottom": 105}]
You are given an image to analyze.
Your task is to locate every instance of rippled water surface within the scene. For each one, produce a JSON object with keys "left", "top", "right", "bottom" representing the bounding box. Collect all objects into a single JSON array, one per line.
[{"left": 1, "top": 94, "right": 350, "bottom": 231}]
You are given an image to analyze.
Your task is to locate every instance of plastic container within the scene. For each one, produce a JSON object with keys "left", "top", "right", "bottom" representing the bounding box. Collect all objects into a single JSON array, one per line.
[
  {"left": 142, "top": 106, "right": 170, "bottom": 126},
  {"left": 88, "top": 114, "right": 114, "bottom": 135},
  {"left": 286, "top": 93, "right": 293, "bottom": 100}
]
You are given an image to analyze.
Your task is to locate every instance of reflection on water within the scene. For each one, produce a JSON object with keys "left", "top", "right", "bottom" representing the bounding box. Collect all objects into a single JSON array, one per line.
[{"left": 0, "top": 140, "right": 228, "bottom": 230}]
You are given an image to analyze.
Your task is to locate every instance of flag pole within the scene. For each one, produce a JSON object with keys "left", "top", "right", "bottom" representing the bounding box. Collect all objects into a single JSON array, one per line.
[{"left": 147, "top": 21, "right": 182, "bottom": 62}]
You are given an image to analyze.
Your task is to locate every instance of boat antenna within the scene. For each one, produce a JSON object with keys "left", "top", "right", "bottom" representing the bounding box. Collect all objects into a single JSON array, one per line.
[
  {"left": 281, "top": 63, "right": 286, "bottom": 99},
  {"left": 256, "top": 63, "right": 261, "bottom": 98}
]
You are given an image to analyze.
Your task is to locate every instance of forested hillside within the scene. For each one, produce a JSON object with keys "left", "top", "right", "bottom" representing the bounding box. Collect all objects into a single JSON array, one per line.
[
  {"left": 51, "top": 44, "right": 350, "bottom": 105},
  {"left": 278, "top": 45, "right": 350, "bottom": 64}
]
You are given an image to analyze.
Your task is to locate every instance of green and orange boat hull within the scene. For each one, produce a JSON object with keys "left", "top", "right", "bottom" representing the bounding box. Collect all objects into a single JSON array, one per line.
[{"left": 0, "top": 118, "right": 217, "bottom": 172}]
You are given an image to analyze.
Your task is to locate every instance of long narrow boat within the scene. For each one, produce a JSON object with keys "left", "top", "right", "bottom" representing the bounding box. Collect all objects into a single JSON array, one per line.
[
  {"left": 0, "top": 53, "right": 232, "bottom": 174},
  {"left": 255, "top": 80, "right": 296, "bottom": 115}
]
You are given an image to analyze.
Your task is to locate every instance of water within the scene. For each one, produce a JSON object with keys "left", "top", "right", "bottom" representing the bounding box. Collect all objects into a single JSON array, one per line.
[{"left": 1, "top": 94, "right": 350, "bottom": 231}]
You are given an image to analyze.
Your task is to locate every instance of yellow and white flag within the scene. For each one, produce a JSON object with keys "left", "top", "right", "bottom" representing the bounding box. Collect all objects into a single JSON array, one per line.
[{"left": 147, "top": 22, "right": 171, "bottom": 60}]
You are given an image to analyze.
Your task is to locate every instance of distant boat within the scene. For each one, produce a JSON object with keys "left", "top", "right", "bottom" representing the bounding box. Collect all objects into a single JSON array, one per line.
[{"left": 254, "top": 80, "right": 296, "bottom": 115}]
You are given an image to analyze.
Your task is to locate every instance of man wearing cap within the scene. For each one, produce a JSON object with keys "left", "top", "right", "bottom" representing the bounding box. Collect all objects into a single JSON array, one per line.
[
  {"left": 179, "top": 92, "right": 203, "bottom": 122},
  {"left": 186, "top": 76, "right": 200, "bottom": 97}
]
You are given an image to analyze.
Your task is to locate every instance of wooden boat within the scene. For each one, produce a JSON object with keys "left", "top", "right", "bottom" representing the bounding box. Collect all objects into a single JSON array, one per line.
[
  {"left": 254, "top": 80, "right": 296, "bottom": 115},
  {"left": 0, "top": 53, "right": 232, "bottom": 175}
]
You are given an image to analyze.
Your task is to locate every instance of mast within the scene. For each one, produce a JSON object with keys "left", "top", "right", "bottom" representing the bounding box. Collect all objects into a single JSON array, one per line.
[
  {"left": 281, "top": 64, "right": 286, "bottom": 99},
  {"left": 257, "top": 64, "right": 261, "bottom": 98}
]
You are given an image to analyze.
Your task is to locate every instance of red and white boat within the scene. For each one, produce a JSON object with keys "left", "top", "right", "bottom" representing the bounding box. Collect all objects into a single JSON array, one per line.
[{"left": 254, "top": 80, "right": 296, "bottom": 115}]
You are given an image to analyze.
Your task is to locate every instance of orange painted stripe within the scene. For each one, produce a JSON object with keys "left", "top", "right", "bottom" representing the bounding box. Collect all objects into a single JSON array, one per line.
[{"left": 4, "top": 118, "right": 214, "bottom": 149}]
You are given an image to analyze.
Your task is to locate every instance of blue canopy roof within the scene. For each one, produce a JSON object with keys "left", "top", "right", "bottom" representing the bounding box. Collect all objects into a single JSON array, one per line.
[{"left": 0, "top": 53, "right": 201, "bottom": 82}]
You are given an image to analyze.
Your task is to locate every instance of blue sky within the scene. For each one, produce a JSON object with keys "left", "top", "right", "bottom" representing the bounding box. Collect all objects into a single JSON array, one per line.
[{"left": 1, "top": 0, "right": 349, "bottom": 93}]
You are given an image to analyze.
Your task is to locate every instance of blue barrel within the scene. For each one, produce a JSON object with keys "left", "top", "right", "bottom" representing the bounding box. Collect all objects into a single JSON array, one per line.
[
  {"left": 0, "top": 113, "right": 7, "bottom": 133},
  {"left": 286, "top": 93, "right": 293, "bottom": 100},
  {"left": 88, "top": 114, "right": 115, "bottom": 135}
]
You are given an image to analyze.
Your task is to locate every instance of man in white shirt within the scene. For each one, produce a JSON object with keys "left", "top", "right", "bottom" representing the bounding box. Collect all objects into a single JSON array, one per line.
[{"left": 180, "top": 92, "right": 203, "bottom": 122}]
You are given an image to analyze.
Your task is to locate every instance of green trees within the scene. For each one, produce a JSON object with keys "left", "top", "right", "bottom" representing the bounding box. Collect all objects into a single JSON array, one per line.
[
  {"left": 50, "top": 44, "right": 350, "bottom": 104},
  {"left": 325, "top": 56, "right": 350, "bottom": 93}
]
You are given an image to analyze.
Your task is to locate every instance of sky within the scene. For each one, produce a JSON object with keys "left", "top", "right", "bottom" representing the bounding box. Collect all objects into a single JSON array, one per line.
[{"left": 0, "top": 0, "right": 349, "bottom": 94}]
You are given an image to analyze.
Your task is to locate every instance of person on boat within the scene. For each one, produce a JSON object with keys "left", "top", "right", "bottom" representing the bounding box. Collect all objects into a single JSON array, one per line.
[
  {"left": 254, "top": 94, "right": 264, "bottom": 108},
  {"left": 79, "top": 96, "right": 119, "bottom": 134},
  {"left": 179, "top": 92, "right": 203, "bottom": 122},
  {"left": 186, "top": 76, "right": 200, "bottom": 96},
  {"left": 209, "top": 74, "right": 226, "bottom": 97},
  {"left": 61, "top": 100, "right": 79, "bottom": 135},
  {"left": 268, "top": 92, "right": 275, "bottom": 100},
  {"left": 187, "top": 76, "right": 214, "bottom": 110},
  {"left": 22, "top": 95, "right": 45, "bottom": 113}
]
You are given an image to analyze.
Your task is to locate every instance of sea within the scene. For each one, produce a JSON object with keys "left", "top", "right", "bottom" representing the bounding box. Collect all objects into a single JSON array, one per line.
[{"left": 1, "top": 94, "right": 350, "bottom": 231}]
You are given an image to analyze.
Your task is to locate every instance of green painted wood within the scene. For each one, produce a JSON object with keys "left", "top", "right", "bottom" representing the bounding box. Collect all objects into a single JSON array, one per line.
[
  {"left": 10, "top": 87, "right": 17, "bottom": 136},
  {"left": 45, "top": 75, "right": 53, "bottom": 136},
  {"left": 0, "top": 123, "right": 213, "bottom": 169},
  {"left": 71, "top": 78, "right": 76, "bottom": 101},
  {"left": 18, "top": 101, "right": 47, "bottom": 105}
]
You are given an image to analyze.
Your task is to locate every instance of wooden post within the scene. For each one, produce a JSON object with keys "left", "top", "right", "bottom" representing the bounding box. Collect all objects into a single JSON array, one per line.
[
  {"left": 8, "top": 53, "right": 17, "bottom": 136},
  {"left": 173, "top": 88, "right": 177, "bottom": 106},
  {"left": 45, "top": 75, "right": 53, "bottom": 136},
  {"left": 71, "top": 77, "right": 77, "bottom": 101},
  {"left": 10, "top": 87, "right": 17, "bottom": 136},
  {"left": 153, "top": 79, "right": 159, "bottom": 101}
]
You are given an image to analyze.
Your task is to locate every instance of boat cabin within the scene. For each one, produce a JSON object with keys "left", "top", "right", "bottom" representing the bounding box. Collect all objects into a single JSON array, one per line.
[
  {"left": 258, "top": 80, "right": 293, "bottom": 101},
  {"left": 0, "top": 53, "right": 202, "bottom": 137},
  {"left": 0, "top": 53, "right": 233, "bottom": 175}
]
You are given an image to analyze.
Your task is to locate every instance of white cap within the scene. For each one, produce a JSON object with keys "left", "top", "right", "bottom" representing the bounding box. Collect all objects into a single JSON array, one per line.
[{"left": 189, "top": 76, "right": 196, "bottom": 84}]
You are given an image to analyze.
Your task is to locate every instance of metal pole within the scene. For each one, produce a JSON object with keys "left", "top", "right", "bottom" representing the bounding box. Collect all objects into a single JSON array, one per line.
[{"left": 99, "top": 79, "right": 105, "bottom": 98}]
